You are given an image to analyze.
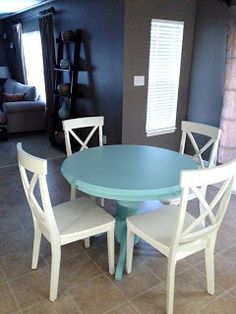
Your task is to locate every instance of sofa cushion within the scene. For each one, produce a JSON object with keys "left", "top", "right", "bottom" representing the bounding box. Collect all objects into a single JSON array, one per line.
[
  {"left": 15, "top": 82, "right": 37, "bottom": 101},
  {"left": 3, "top": 93, "right": 26, "bottom": 102},
  {"left": 3, "top": 101, "right": 46, "bottom": 113},
  {"left": 4, "top": 79, "right": 37, "bottom": 101},
  {"left": 4, "top": 79, "right": 17, "bottom": 94}
]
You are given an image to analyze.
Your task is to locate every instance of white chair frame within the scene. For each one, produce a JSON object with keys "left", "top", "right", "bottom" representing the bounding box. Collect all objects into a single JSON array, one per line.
[
  {"left": 62, "top": 116, "right": 104, "bottom": 200},
  {"left": 63, "top": 116, "right": 104, "bottom": 158},
  {"left": 17, "top": 142, "right": 115, "bottom": 301},
  {"left": 126, "top": 159, "right": 236, "bottom": 314},
  {"left": 63, "top": 116, "right": 105, "bottom": 248},
  {"left": 180, "top": 121, "right": 221, "bottom": 169},
  {"left": 161, "top": 121, "right": 221, "bottom": 206}
]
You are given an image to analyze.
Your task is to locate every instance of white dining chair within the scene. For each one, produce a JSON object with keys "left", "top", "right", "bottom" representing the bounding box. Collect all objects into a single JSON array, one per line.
[
  {"left": 126, "top": 158, "right": 236, "bottom": 314},
  {"left": 62, "top": 116, "right": 104, "bottom": 202},
  {"left": 17, "top": 142, "right": 115, "bottom": 301},
  {"left": 63, "top": 116, "right": 105, "bottom": 248},
  {"left": 160, "top": 121, "right": 221, "bottom": 205}
]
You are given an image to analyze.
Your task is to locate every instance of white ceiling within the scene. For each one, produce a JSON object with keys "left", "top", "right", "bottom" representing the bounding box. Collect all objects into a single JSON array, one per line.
[{"left": 0, "top": 0, "right": 52, "bottom": 19}]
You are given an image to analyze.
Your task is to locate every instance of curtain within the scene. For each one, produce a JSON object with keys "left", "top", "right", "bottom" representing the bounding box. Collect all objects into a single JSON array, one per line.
[
  {"left": 12, "top": 23, "right": 27, "bottom": 84},
  {"left": 218, "top": 6, "right": 236, "bottom": 163},
  {"left": 38, "top": 13, "right": 55, "bottom": 133}
]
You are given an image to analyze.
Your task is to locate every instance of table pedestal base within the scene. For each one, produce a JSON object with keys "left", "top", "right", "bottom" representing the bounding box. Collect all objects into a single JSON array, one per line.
[{"left": 115, "top": 201, "right": 140, "bottom": 281}]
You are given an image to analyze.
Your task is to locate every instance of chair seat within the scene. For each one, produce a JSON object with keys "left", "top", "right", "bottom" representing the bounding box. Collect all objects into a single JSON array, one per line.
[
  {"left": 53, "top": 197, "right": 115, "bottom": 245},
  {"left": 127, "top": 204, "right": 202, "bottom": 255}
]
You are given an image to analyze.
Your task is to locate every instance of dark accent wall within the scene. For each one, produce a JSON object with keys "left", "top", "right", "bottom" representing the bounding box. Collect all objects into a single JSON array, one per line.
[
  {"left": 0, "top": 21, "right": 7, "bottom": 65},
  {"left": 122, "top": 0, "right": 196, "bottom": 151},
  {"left": 3, "top": 0, "right": 124, "bottom": 144},
  {"left": 187, "top": 0, "right": 229, "bottom": 127}
]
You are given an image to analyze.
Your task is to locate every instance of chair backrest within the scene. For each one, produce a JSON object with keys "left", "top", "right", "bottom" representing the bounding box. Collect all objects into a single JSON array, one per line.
[
  {"left": 171, "top": 159, "right": 236, "bottom": 251},
  {"left": 17, "top": 143, "right": 59, "bottom": 242},
  {"left": 180, "top": 121, "right": 221, "bottom": 168},
  {"left": 62, "top": 116, "right": 104, "bottom": 156}
]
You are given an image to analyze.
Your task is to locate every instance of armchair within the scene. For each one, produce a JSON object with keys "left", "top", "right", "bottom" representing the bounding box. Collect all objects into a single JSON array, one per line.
[{"left": 2, "top": 79, "right": 46, "bottom": 133}]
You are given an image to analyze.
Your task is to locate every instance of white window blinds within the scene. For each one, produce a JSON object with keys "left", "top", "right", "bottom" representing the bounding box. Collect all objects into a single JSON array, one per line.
[{"left": 146, "top": 19, "right": 184, "bottom": 136}]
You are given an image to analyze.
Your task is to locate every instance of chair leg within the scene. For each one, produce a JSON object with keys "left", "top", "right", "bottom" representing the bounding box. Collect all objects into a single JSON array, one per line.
[
  {"left": 199, "top": 186, "right": 207, "bottom": 227},
  {"left": 107, "top": 227, "right": 115, "bottom": 275},
  {"left": 70, "top": 186, "right": 76, "bottom": 200},
  {"left": 166, "top": 257, "right": 176, "bottom": 314},
  {"left": 49, "top": 244, "right": 61, "bottom": 301},
  {"left": 84, "top": 237, "right": 90, "bottom": 248},
  {"left": 31, "top": 224, "right": 42, "bottom": 269},
  {"left": 126, "top": 225, "right": 134, "bottom": 274},
  {"left": 100, "top": 197, "right": 104, "bottom": 207},
  {"left": 205, "top": 240, "right": 215, "bottom": 295}
]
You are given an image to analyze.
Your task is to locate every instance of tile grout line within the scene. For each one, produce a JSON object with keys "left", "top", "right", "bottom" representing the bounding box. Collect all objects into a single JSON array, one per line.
[
  {"left": 66, "top": 291, "right": 83, "bottom": 313},
  {"left": 189, "top": 265, "right": 234, "bottom": 308},
  {"left": 198, "top": 290, "right": 232, "bottom": 311},
  {"left": 6, "top": 279, "right": 22, "bottom": 313},
  {"left": 103, "top": 299, "right": 142, "bottom": 314},
  {"left": 228, "top": 284, "right": 236, "bottom": 299}
]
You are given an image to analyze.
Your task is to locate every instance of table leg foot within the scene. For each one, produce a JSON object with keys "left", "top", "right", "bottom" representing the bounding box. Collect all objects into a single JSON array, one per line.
[
  {"left": 115, "top": 240, "right": 126, "bottom": 281},
  {"left": 114, "top": 201, "right": 141, "bottom": 281}
]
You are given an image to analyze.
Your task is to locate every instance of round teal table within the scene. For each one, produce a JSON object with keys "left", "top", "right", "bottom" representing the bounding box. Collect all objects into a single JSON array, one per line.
[{"left": 61, "top": 144, "right": 197, "bottom": 280}]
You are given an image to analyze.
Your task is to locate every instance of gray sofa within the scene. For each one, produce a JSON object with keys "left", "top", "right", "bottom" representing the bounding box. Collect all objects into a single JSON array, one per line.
[{"left": 2, "top": 79, "right": 46, "bottom": 133}]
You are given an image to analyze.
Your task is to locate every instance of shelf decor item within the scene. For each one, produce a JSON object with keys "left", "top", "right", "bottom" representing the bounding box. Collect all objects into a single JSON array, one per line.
[
  {"left": 61, "top": 30, "right": 74, "bottom": 42},
  {"left": 57, "top": 83, "right": 70, "bottom": 96},
  {"left": 60, "top": 59, "right": 70, "bottom": 69},
  {"left": 58, "top": 99, "right": 70, "bottom": 120},
  {"left": 51, "top": 29, "right": 85, "bottom": 147}
]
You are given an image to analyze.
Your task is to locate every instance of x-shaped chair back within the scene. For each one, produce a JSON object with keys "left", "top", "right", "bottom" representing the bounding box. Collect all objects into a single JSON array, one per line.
[
  {"left": 62, "top": 116, "right": 104, "bottom": 157},
  {"left": 180, "top": 121, "right": 221, "bottom": 169},
  {"left": 62, "top": 117, "right": 104, "bottom": 156},
  {"left": 173, "top": 160, "right": 235, "bottom": 249},
  {"left": 17, "top": 143, "right": 59, "bottom": 242},
  {"left": 62, "top": 116, "right": 104, "bottom": 203}
]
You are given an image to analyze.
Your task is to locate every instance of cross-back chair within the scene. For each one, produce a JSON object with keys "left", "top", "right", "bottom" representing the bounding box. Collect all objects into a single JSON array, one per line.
[
  {"left": 160, "top": 121, "right": 221, "bottom": 205},
  {"left": 180, "top": 120, "right": 221, "bottom": 169},
  {"left": 126, "top": 158, "right": 236, "bottom": 314},
  {"left": 17, "top": 142, "right": 115, "bottom": 301},
  {"left": 62, "top": 116, "right": 104, "bottom": 202}
]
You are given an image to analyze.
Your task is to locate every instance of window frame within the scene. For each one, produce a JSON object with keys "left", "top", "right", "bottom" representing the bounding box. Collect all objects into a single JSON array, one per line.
[{"left": 145, "top": 18, "right": 184, "bottom": 137}]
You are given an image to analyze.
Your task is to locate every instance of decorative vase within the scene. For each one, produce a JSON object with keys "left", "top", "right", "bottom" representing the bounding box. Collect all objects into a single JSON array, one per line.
[
  {"left": 60, "top": 59, "right": 70, "bottom": 69},
  {"left": 58, "top": 100, "right": 70, "bottom": 120},
  {"left": 57, "top": 83, "right": 70, "bottom": 96},
  {"left": 61, "top": 30, "right": 74, "bottom": 42}
]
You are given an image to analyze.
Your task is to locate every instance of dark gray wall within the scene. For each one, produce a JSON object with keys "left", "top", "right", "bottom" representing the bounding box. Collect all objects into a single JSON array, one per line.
[
  {"left": 122, "top": 0, "right": 196, "bottom": 151},
  {"left": 188, "top": 0, "right": 229, "bottom": 127},
  {"left": 0, "top": 21, "right": 7, "bottom": 65},
  {"left": 3, "top": 0, "right": 124, "bottom": 144}
]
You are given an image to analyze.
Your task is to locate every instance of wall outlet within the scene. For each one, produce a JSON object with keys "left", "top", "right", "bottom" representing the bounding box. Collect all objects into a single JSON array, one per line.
[{"left": 103, "top": 135, "right": 107, "bottom": 144}]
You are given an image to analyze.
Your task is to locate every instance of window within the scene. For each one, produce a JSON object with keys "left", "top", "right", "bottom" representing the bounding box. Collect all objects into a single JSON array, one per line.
[
  {"left": 22, "top": 31, "right": 46, "bottom": 102},
  {"left": 145, "top": 19, "right": 184, "bottom": 136}
]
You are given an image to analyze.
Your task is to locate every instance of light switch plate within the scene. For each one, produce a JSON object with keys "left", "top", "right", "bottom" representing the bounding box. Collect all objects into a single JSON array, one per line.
[{"left": 134, "top": 75, "right": 145, "bottom": 86}]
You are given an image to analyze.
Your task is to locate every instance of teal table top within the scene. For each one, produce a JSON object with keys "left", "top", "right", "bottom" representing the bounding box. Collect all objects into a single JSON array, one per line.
[{"left": 61, "top": 144, "right": 198, "bottom": 201}]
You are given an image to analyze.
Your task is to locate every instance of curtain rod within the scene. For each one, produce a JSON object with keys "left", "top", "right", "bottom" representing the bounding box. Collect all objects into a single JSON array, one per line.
[
  {"left": 12, "top": 6, "right": 55, "bottom": 24},
  {"left": 7, "top": 0, "right": 56, "bottom": 22},
  {"left": 18, "top": 6, "right": 56, "bottom": 22},
  {"left": 13, "top": 0, "right": 55, "bottom": 16}
]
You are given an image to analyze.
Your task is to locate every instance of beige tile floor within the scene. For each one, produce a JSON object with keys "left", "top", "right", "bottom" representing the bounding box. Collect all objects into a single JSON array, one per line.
[{"left": 0, "top": 135, "right": 236, "bottom": 313}]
